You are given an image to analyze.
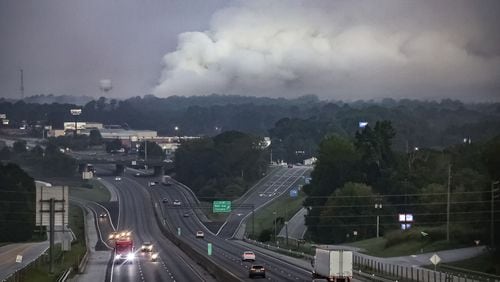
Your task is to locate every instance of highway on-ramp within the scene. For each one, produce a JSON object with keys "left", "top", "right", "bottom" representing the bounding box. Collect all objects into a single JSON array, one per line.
[{"left": 217, "top": 166, "right": 311, "bottom": 239}]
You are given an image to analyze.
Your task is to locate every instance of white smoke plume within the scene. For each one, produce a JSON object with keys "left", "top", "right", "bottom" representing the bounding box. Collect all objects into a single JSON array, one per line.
[{"left": 153, "top": 0, "right": 500, "bottom": 101}]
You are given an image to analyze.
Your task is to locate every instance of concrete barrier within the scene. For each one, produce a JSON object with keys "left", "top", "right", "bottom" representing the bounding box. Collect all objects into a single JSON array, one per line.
[{"left": 150, "top": 197, "right": 243, "bottom": 282}]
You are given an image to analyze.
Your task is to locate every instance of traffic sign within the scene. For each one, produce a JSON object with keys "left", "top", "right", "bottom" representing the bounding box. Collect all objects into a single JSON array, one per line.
[
  {"left": 213, "top": 201, "right": 231, "bottom": 213},
  {"left": 430, "top": 254, "right": 441, "bottom": 266},
  {"left": 290, "top": 189, "right": 298, "bottom": 198},
  {"left": 15, "top": 255, "right": 22, "bottom": 263},
  {"left": 207, "top": 243, "right": 212, "bottom": 256}
]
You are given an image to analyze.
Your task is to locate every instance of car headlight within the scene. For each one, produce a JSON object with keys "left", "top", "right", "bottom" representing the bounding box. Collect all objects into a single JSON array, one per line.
[
  {"left": 151, "top": 253, "right": 158, "bottom": 260},
  {"left": 127, "top": 253, "right": 134, "bottom": 260}
]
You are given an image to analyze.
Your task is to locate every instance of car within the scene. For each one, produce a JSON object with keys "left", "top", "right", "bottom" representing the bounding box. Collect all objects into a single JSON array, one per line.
[
  {"left": 108, "top": 231, "right": 119, "bottom": 240},
  {"left": 163, "top": 181, "right": 172, "bottom": 186},
  {"left": 135, "top": 173, "right": 142, "bottom": 177},
  {"left": 195, "top": 231, "right": 204, "bottom": 238},
  {"left": 99, "top": 212, "right": 107, "bottom": 218},
  {"left": 162, "top": 198, "right": 168, "bottom": 203},
  {"left": 115, "top": 176, "right": 121, "bottom": 181},
  {"left": 249, "top": 265, "right": 266, "bottom": 278},
  {"left": 149, "top": 181, "right": 156, "bottom": 186},
  {"left": 242, "top": 251, "right": 256, "bottom": 261},
  {"left": 183, "top": 212, "right": 190, "bottom": 218},
  {"left": 287, "top": 164, "right": 293, "bottom": 168},
  {"left": 141, "top": 242, "right": 153, "bottom": 252},
  {"left": 151, "top": 252, "right": 159, "bottom": 262},
  {"left": 173, "top": 200, "right": 181, "bottom": 206}
]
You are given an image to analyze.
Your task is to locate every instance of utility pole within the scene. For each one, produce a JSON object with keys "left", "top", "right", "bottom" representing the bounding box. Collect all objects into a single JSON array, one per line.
[
  {"left": 285, "top": 205, "right": 288, "bottom": 246},
  {"left": 49, "top": 198, "right": 55, "bottom": 274},
  {"left": 20, "top": 69, "right": 24, "bottom": 99},
  {"left": 492, "top": 181, "right": 499, "bottom": 248},
  {"left": 145, "top": 139, "right": 148, "bottom": 162},
  {"left": 273, "top": 211, "right": 277, "bottom": 244},
  {"left": 446, "top": 164, "right": 452, "bottom": 242},
  {"left": 252, "top": 204, "right": 255, "bottom": 239},
  {"left": 375, "top": 203, "right": 383, "bottom": 238}
]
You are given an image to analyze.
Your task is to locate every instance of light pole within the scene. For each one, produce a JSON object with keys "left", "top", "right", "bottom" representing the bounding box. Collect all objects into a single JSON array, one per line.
[
  {"left": 273, "top": 211, "right": 277, "bottom": 244},
  {"left": 375, "top": 203, "right": 382, "bottom": 238},
  {"left": 491, "top": 181, "right": 499, "bottom": 248},
  {"left": 70, "top": 109, "right": 82, "bottom": 137}
]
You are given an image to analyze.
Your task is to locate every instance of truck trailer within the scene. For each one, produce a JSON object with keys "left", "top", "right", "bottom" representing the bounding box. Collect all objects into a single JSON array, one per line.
[{"left": 312, "top": 249, "right": 353, "bottom": 282}]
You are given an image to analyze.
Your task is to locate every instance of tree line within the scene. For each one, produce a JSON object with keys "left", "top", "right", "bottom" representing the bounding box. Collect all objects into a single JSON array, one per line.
[
  {"left": 174, "top": 131, "right": 268, "bottom": 199},
  {"left": 303, "top": 121, "right": 500, "bottom": 245}
]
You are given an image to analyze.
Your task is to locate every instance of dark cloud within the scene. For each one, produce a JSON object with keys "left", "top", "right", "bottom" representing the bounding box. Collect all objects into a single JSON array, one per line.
[
  {"left": 0, "top": 0, "right": 229, "bottom": 99},
  {"left": 1, "top": 1, "right": 499, "bottom": 102},
  {"left": 154, "top": 0, "right": 500, "bottom": 102}
]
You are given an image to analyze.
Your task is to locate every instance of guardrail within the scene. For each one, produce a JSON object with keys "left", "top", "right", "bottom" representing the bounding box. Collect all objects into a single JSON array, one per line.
[
  {"left": 72, "top": 202, "right": 90, "bottom": 274},
  {"left": 243, "top": 237, "right": 314, "bottom": 259},
  {"left": 3, "top": 250, "right": 48, "bottom": 282},
  {"left": 150, "top": 196, "right": 243, "bottom": 282},
  {"left": 56, "top": 268, "right": 72, "bottom": 282},
  {"left": 353, "top": 254, "right": 499, "bottom": 282},
  {"left": 243, "top": 237, "right": 499, "bottom": 282}
]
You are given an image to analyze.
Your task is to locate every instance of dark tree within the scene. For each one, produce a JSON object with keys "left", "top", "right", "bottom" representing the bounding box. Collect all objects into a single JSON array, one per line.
[
  {"left": 13, "top": 140, "right": 27, "bottom": 154},
  {"left": 0, "top": 163, "right": 36, "bottom": 242},
  {"left": 89, "top": 129, "right": 103, "bottom": 146}
]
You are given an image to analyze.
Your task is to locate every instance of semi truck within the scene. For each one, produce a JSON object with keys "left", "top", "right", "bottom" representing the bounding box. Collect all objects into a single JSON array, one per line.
[
  {"left": 312, "top": 249, "right": 353, "bottom": 282},
  {"left": 114, "top": 238, "right": 134, "bottom": 264}
]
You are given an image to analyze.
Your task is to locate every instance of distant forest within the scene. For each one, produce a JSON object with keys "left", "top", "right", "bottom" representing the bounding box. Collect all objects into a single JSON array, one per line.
[{"left": 1, "top": 94, "right": 499, "bottom": 162}]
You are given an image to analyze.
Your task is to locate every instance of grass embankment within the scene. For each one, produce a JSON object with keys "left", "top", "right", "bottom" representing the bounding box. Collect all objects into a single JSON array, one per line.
[
  {"left": 22, "top": 204, "right": 86, "bottom": 282},
  {"left": 246, "top": 190, "right": 306, "bottom": 240},
  {"left": 348, "top": 227, "right": 467, "bottom": 257},
  {"left": 441, "top": 252, "right": 500, "bottom": 276},
  {"left": 70, "top": 179, "right": 110, "bottom": 202}
]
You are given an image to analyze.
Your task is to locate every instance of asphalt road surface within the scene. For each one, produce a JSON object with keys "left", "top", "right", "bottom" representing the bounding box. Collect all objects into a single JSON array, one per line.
[
  {"left": 136, "top": 172, "right": 314, "bottom": 281},
  {"left": 95, "top": 166, "right": 213, "bottom": 282},
  {"left": 217, "top": 166, "right": 311, "bottom": 239}
]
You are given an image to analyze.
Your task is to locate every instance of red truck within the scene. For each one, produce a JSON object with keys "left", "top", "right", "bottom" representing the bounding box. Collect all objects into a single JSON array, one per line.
[{"left": 114, "top": 238, "right": 134, "bottom": 264}]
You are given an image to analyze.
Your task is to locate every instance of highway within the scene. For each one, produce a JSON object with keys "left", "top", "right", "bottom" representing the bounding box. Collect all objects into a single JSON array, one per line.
[
  {"left": 129, "top": 170, "right": 311, "bottom": 281},
  {"left": 94, "top": 167, "right": 213, "bottom": 282},
  {"left": 218, "top": 166, "right": 311, "bottom": 239},
  {"left": 95, "top": 165, "right": 380, "bottom": 282}
]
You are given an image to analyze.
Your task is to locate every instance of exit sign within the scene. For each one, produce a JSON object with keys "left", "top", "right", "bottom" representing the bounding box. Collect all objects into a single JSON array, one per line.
[{"left": 213, "top": 201, "right": 231, "bottom": 213}]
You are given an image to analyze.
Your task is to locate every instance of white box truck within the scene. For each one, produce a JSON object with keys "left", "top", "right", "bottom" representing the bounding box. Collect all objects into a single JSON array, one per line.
[{"left": 312, "top": 249, "right": 353, "bottom": 282}]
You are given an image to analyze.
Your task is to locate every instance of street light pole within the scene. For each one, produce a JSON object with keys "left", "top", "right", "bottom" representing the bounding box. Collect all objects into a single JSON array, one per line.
[
  {"left": 375, "top": 203, "right": 382, "bottom": 238},
  {"left": 446, "top": 164, "right": 452, "bottom": 242},
  {"left": 491, "top": 181, "right": 499, "bottom": 248},
  {"left": 273, "top": 211, "right": 277, "bottom": 244}
]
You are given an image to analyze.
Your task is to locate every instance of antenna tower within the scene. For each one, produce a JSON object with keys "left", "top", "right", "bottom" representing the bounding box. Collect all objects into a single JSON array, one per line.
[{"left": 20, "top": 69, "right": 24, "bottom": 99}]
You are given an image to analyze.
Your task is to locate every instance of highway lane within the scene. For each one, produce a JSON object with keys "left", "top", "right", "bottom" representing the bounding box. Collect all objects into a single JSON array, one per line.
[
  {"left": 217, "top": 166, "right": 311, "bottom": 239},
  {"left": 146, "top": 177, "right": 313, "bottom": 282},
  {"left": 106, "top": 175, "right": 212, "bottom": 282}
]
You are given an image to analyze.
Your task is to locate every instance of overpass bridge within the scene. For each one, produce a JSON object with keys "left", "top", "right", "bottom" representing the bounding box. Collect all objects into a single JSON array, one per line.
[{"left": 68, "top": 151, "right": 174, "bottom": 175}]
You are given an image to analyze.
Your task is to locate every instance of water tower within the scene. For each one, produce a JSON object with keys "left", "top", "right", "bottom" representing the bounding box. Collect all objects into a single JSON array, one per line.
[{"left": 99, "top": 79, "right": 113, "bottom": 96}]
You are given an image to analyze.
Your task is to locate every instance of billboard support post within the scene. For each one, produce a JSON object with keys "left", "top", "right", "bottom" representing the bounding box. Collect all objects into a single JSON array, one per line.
[
  {"left": 36, "top": 184, "right": 68, "bottom": 274},
  {"left": 49, "top": 198, "right": 55, "bottom": 274}
]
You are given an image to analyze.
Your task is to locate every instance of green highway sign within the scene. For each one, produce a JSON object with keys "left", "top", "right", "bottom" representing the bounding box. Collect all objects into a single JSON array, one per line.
[
  {"left": 213, "top": 201, "right": 231, "bottom": 213},
  {"left": 207, "top": 243, "right": 212, "bottom": 256}
]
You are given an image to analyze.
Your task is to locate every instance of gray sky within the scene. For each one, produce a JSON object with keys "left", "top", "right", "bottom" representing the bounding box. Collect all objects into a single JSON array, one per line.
[{"left": 1, "top": 0, "right": 499, "bottom": 102}]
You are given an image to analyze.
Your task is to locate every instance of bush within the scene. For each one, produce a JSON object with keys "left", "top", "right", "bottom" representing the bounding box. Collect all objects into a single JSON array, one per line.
[{"left": 258, "top": 229, "right": 272, "bottom": 242}]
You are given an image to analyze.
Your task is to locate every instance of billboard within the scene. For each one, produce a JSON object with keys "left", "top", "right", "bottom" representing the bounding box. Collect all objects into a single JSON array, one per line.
[{"left": 36, "top": 185, "right": 69, "bottom": 226}]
